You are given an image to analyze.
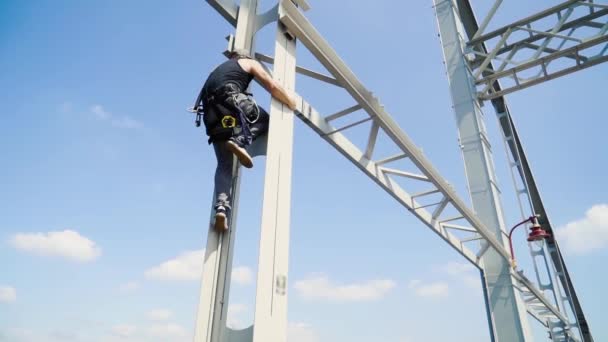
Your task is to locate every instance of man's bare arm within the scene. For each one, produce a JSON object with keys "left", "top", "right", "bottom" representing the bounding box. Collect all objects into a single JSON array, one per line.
[{"left": 240, "top": 59, "right": 297, "bottom": 110}]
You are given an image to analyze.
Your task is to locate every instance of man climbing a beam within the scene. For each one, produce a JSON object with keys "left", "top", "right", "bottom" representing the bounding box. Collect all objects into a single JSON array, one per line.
[{"left": 193, "top": 49, "right": 297, "bottom": 232}]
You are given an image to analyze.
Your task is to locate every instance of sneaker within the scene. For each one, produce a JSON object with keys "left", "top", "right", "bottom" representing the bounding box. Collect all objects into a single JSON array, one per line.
[
  {"left": 214, "top": 206, "right": 229, "bottom": 232},
  {"left": 226, "top": 139, "right": 254, "bottom": 168}
]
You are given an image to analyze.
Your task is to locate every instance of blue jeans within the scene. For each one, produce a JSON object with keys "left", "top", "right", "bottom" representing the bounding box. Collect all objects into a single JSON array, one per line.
[{"left": 212, "top": 104, "right": 269, "bottom": 210}]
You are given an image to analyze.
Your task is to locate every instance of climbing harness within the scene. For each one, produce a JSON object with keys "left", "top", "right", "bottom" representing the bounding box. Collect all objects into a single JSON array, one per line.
[
  {"left": 221, "top": 115, "right": 237, "bottom": 128},
  {"left": 190, "top": 82, "right": 260, "bottom": 145}
]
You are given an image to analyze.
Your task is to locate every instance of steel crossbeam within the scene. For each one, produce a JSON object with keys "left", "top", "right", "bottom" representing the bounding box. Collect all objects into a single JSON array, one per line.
[
  {"left": 277, "top": 3, "right": 574, "bottom": 332},
  {"left": 291, "top": 84, "right": 576, "bottom": 336},
  {"left": 465, "top": 0, "right": 608, "bottom": 100},
  {"left": 200, "top": 0, "right": 595, "bottom": 340},
  {"left": 292, "top": 96, "right": 481, "bottom": 266},
  {"left": 456, "top": 0, "right": 597, "bottom": 340},
  {"left": 279, "top": 0, "right": 513, "bottom": 263}
]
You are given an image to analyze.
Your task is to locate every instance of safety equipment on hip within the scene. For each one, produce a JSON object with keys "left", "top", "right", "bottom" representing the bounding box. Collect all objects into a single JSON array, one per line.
[
  {"left": 231, "top": 93, "right": 260, "bottom": 124},
  {"left": 221, "top": 115, "right": 237, "bottom": 128},
  {"left": 190, "top": 82, "right": 260, "bottom": 145}
]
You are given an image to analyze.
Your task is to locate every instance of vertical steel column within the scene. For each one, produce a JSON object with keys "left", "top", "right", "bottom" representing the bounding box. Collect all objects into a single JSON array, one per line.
[
  {"left": 433, "top": 0, "right": 533, "bottom": 341},
  {"left": 194, "top": 1, "right": 260, "bottom": 341},
  {"left": 252, "top": 5, "right": 297, "bottom": 341}
]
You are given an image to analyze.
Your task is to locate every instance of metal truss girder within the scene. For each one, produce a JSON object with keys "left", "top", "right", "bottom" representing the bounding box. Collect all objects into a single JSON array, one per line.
[
  {"left": 468, "top": 0, "right": 581, "bottom": 45},
  {"left": 436, "top": 1, "right": 536, "bottom": 339},
  {"left": 454, "top": 0, "right": 595, "bottom": 340},
  {"left": 477, "top": 33, "right": 608, "bottom": 100},
  {"left": 279, "top": 0, "right": 516, "bottom": 264},
  {"left": 198, "top": 0, "right": 596, "bottom": 341},
  {"left": 492, "top": 9, "right": 608, "bottom": 57},
  {"left": 465, "top": 0, "right": 608, "bottom": 100},
  {"left": 294, "top": 98, "right": 480, "bottom": 265}
]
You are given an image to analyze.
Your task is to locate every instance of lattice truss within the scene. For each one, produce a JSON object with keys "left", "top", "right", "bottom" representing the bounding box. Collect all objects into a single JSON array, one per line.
[
  {"left": 264, "top": 0, "right": 573, "bottom": 331},
  {"left": 467, "top": 0, "right": 608, "bottom": 100},
  {"left": 203, "top": 0, "right": 598, "bottom": 340}
]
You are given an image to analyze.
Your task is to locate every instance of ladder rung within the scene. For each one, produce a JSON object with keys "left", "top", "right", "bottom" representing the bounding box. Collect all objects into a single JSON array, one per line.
[
  {"left": 380, "top": 167, "right": 430, "bottom": 182},
  {"left": 375, "top": 153, "right": 408, "bottom": 166},
  {"left": 439, "top": 215, "right": 465, "bottom": 223},
  {"left": 413, "top": 200, "right": 448, "bottom": 210},
  {"left": 324, "top": 117, "right": 373, "bottom": 136},
  {"left": 325, "top": 104, "right": 362, "bottom": 122},
  {"left": 412, "top": 188, "right": 441, "bottom": 198},
  {"left": 442, "top": 223, "right": 477, "bottom": 233}
]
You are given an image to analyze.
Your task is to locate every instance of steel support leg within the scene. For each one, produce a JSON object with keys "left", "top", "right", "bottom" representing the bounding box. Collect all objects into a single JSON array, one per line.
[
  {"left": 194, "top": 1, "right": 260, "bottom": 341},
  {"left": 252, "top": 6, "right": 297, "bottom": 341},
  {"left": 434, "top": 0, "right": 533, "bottom": 341}
]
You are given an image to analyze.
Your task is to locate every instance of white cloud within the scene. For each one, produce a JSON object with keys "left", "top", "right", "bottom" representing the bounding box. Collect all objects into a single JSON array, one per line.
[
  {"left": 49, "top": 330, "right": 79, "bottom": 340},
  {"left": 118, "top": 281, "right": 139, "bottom": 293},
  {"left": 146, "top": 309, "right": 173, "bottom": 321},
  {"left": 90, "top": 104, "right": 143, "bottom": 129},
  {"left": 145, "top": 250, "right": 204, "bottom": 281},
  {"left": 0, "top": 286, "right": 17, "bottom": 303},
  {"left": 232, "top": 266, "right": 253, "bottom": 285},
  {"left": 147, "top": 323, "right": 187, "bottom": 339},
  {"left": 10, "top": 230, "right": 101, "bottom": 262},
  {"left": 59, "top": 101, "right": 73, "bottom": 114},
  {"left": 294, "top": 274, "right": 396, "bottom": 302},
  {"left": 0, "top": 328, "right": 36, "bottom": 341},
  {"left": 441, "top": 261, "right": 479, "bottom": 289},
  {"left": 288, "top": 322, "right": 319, "bottom": 342},
  {"left": 227, "top": 304, "right": 248, "bottom": 329},
  {"left": 111, "top": 116, "right": 143, "bottom": 129},
  {"left": 145, "top": 249, "right": 253, "bottom": 284},
  {"left": 557, "top": 204, "right": 608, "bottom": 254},
  {"left": 408, "top": 279, "right": 449, "bottom": 298},
  {"left": 91, "top": 104, "right": 111, "bottom": 120},
  {"left": 111, "top": 325, "right": 137, "bottom": 338}
]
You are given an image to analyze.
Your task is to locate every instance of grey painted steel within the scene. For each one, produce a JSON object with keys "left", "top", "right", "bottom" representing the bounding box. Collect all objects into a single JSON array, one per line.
[
  {"left": 251, "top": 4, "right": 297, "bottom": 342},
  {"left": 197, "top": 1, "right": 593, "bottom": 340},
  {"left": 194, "top": 1, "right": 260, "bottom": 341},
  {"left": 289, "top": 88, "right": 571, "bottom": 341},
  {"left": 465, "top": 0, "right": 608, "bottom": 100},
  {"left": 279, "top": 0, "right": 513, "bottom": 265},
  {"left": 434, "top": 0, "right": 533, "bottom": 341},
  {"left": 278, "top": 4, "right": 572, "bottom": 332},
  {"left": 457, "top": 0, "right": 595, "bottom": 340},
  {"left": 499, "top": 111, "right": 590, "bottom": 341},
  {"left": 197, "top": 2, "right": 298, "bottom": 342}
]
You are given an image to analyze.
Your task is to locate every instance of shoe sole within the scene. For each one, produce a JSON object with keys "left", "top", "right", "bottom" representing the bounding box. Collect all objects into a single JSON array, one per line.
[
  {"left": 226, "top": 141, "right": 254, "bottom": 168},
  {"left": 214, "top": 212, "right": 228, "bottom": 232}
]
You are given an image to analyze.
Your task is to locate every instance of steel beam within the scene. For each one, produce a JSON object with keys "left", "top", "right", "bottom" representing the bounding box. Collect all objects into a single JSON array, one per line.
[
  {"left": 194, "top": 1, "right": 260, "bottom": 341},
  {"left": 477, "top": 35, "right": 608, "bottom": 100},
  {"left": 251, "top": 3, "right": 297, "bottom": 341},
  {"left": 434, "top": 0, "right": 533, "bottom": 340},
  {"left": 455, "top": 0, "right": 595, "bottom": 340},
  {"left": 464, "top": 0, "right": 608, "bottom": 100},
  {"left": 198, "top": 1, "right": 591, "bottom": 340},
  {"left": 279, "top": 0, "right": 515, "bottom": 264}
]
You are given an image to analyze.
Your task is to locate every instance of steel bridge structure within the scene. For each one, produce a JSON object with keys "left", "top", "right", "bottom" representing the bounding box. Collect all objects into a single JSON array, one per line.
[{"left": 194, "top": 0, "right": 606, "bottom": 341}]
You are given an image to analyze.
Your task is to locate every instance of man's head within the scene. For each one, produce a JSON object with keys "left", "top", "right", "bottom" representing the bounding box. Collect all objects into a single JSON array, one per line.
[{"left": 228, "top": 48, "right": 252, "bottom": 59}]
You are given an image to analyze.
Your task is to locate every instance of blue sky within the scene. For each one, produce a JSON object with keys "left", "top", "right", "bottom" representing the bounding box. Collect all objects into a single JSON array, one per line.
[{"left": 0, "top": 1, "right": 606, "bottom": 341}]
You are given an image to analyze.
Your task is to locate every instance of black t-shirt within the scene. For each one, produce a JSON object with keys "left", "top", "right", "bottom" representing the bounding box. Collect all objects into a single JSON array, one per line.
[{"left": 202, "top": 58, "right": 254, "bottom": 95}]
